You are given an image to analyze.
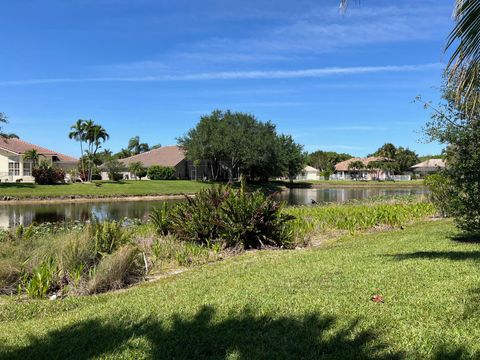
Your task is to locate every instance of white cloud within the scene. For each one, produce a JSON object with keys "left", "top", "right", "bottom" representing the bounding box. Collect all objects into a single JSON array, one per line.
[{"left": 0, "top": 63, "right": 442, "bottom": 86}]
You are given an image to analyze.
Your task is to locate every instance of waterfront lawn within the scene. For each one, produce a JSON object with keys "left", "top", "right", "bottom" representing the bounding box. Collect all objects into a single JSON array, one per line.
[
  {"left": 0, "top": 180, "right": 212, "bottom": 199},
  {"left": 1, "top": 219, "right": 480, "bottom": 359}
]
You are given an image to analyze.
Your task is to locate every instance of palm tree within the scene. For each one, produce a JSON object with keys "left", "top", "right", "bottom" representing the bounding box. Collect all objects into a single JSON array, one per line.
[
  {"left": 128, "top": 136, "right": 150, "bottom": 155},
  {"left": 69, "top": 119, "right": 88, "bottom": 176},
  {"left": 128, "top": 161, "right": 145, "bottom": 180},
  {"left": 23, "top": 149, "right": 39, "bottom": 171},
  {"left": 85, "top": 123, "right": 109, "bottom": 182},
  {"left": 446, "top": 0, "right": 480, "bottom": 111},
  {"left": 348, "top": 160, "right": 365, "bottom": 180},
  {"left": 340, "top": 0, "right": 480, "bottom": 108}
]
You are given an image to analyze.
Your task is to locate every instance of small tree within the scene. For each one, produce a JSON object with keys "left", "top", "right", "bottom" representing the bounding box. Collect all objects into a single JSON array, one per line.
[
  {"left": 128, "top": 162, "right": 147, "bottom": 180},
  {"left": 278, "top": 135, "right": 306, "bottom": 183},
  {"left": 32, "top": 160, "right": 65, "bottom": 185},
  {"left": 348, "top": 160, "right": 365, "bottom": 180},
  {"left": 104, "top": 159, "right": 125, "bottom": 182},
  {"left": 23, "top": 149, "right": 40, "bottom": 168}
]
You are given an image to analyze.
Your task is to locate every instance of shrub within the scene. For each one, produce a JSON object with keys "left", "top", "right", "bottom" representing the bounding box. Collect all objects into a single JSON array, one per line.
[
  {"left": 147, "top": 165, "right": 176, "bottom": 180},
  {"left": 89, "top": 220, "right": 132, "bottom": 256},
  {"left": 219, "top": 190, "right": 294, "bottom": 248},
  {"left": 58, "top": 231, "right": 96, "bottom": 282},
  {"left": 425, "top": 173, "right": 456, "bottom": 217},
  {"left": 157, "top": 185, "right": 295, "bottom": 249},
  {"left": 32, "top": 161, "right": 65, "bottom": 185},
  {"left": 20, "top": 258, "right": 57, "bottom": 298},
  {"left": 86, "top": 245, "right": 144, "bottom": 294},
  {"left": 103, "top": 159, "right": 125, "bottom": 182}
]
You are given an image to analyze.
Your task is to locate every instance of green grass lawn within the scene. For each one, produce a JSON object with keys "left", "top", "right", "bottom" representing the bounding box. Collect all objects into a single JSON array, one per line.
[
  {"left": 1, "top": 219, "right": 479, "bottom": 359},
  {"left": 0, "top": 180, "right": 212, "bottom": 199}
]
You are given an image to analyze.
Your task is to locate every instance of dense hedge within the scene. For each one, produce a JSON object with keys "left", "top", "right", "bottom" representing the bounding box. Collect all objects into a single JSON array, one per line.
[{"left": 147, "top": 166, "right": 176, "bottom": 180}]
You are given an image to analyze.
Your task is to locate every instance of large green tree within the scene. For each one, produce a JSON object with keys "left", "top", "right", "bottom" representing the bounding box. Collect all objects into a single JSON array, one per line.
[
  {"left": 178, "top": 110, "right": 304, "bottom": 182},
  {"left": 308, "top": 150, "right": 352, "bottom": 173}
]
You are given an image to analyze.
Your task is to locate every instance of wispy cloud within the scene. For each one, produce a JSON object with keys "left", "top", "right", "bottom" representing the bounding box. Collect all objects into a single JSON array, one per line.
[
  {"left": 304, "top": 144, "right": 365, "bottom": 152},
  {"left": 0, "top": 63, "right": 442, "bottom": 86}
]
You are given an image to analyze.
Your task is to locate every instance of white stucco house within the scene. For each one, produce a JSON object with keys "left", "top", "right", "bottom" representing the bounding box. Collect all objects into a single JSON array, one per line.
[
  {"left": 0, "top": 137, "right": 77, "bottom": 183},
  {"left": 295, "top": 165, "right": 321, "bottom": 181}
]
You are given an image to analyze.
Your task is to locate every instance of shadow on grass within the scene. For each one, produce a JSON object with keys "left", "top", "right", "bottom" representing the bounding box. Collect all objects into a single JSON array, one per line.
[
  {"left": 450, "top": 233, "right": 480, "bottom": 243},
  {"left": 387, "top": 251, "right": 480, "bottom": 262},
  {"left": 0, "top": 183, "right": 36, "bottom": 189},
  {"left": 1, "top": 305, "right": 402, "bottom": 360}
]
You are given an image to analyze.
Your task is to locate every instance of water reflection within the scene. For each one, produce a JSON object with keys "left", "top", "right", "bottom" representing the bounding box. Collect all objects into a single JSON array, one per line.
[
  {"left": 0, "top": 188, "right": 427, "bottom": 228},
  {"left": 274, "top": 188, "right": 428, "bottom": 205}
]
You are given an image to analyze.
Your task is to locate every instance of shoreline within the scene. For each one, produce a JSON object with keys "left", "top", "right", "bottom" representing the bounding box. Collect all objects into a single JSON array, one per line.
[
  {"left": 0, "top": 193, "right": 190, "bottom": 205},
  {"left": 0, "top": 182, "right": 426, "bottom": 205}
]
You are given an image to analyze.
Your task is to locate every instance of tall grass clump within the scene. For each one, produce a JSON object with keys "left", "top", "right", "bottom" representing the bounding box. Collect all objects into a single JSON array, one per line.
[{"left": 3, "top": 219, "right": 145, "bottom": 298}]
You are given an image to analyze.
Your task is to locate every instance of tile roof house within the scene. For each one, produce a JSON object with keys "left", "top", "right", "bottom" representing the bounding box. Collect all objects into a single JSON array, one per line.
[
  {"left": 411, "top": 158, "right": 446, "bottom": 176},
  {"left": 0, "top": 137, "right": 77, "bottom": 182},
  {"left": 333, "top": 156, "right": 394, "bottom": 181},
  {"left": 109, "top": 146, "right": 191, "bottom": 180},
  {"left": 295, "top": 165, "right": 321, "bottom": 181}
]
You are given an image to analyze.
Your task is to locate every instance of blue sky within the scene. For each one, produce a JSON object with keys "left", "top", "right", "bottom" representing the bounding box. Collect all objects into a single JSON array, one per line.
[{"left": 0, "top": 0, "right": 453, "bottom": 157}]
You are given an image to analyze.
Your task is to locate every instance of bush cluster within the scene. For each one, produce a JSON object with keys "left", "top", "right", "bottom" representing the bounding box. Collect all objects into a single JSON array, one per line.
[
  {"left": 147, "top": 166, "right": 176, "bottom": 180},
  {"left": 10, "top": 220, "right": 144, "bottom": 298},
  {"left": 32, "top": 162, "right": 66, "bottom": 185},
  {"left": 150, "top": 185, "right": 295, "bottom": 249}
]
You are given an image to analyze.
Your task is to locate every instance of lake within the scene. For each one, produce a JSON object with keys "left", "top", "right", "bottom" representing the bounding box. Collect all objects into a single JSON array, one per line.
[{"left": 0, "top": 187, "right": 427, "bottom": 228}]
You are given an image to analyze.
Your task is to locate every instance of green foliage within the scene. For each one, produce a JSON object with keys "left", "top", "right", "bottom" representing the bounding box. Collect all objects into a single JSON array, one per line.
[
  {"left": 424, "top": 173, "right": 456, "bottom": 218},
  {"left": 424, "top": 74, "right": 480, "bottom": 233},
  {"left": 32, "top": 161, "right": 66, "bottom": 185},
  {"left": 128, "top": 162, "right": 147, "bottom": 180},
  {"left": 87, "top": 245, "right": 144, "bottom": 294},
  {"left": 103, "top": 158, "right": 125, "bottom": 181},
  {"left": 21, "top": 258, "right": 57, "bottom": 299},
  {"left": 147, "top": 165, "right": 176, "bottom": 180},
  {"left": 308, "top": 150, "right": 352, "bottom": 172},
  {"left": 153, "top": 185, "right": 295, "bottom": 249},
  {"left": 219, "top": 190, "right": 294, "bottom": 248},
  {"left": 178, "top": 110, "right": 304, "bottom": 181},
  {"left": 286, "top": 201, "right": 435, "bottom": 240},
  {"left": 278, "top": 134, "right": 306, "bottom": 182},
  {"left": 149, "top": 203, "right": 171, "bottom": 235},
  {"left": 90, "top": 220, "right": 132, "bottom": 256}
]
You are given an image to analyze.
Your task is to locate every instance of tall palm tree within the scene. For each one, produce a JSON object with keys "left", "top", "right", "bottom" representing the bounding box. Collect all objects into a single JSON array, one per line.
[
  {"left": 0, "top": 112, "right": 18, "bottom": 139},
  {"left": 85, "top": 123, "right": 109, "bottom": 182},
  {"left": 69, "top": 119, "right": 88, "bottom": 176},
  {"left": 128, "top": 136, "right": 150, "bottom": 155}
]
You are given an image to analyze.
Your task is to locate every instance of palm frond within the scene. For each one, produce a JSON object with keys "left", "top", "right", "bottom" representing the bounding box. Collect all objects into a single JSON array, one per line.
[{"left": 446, "top": 0, "right": 480, "bottom": 111}]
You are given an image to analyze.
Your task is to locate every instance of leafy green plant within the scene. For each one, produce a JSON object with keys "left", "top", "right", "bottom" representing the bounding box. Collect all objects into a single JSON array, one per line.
[
  {"left": 149, "top": 203, "right": 171, "bottom": 235},
  {"left": 21, "top": 258, "right": 57, "bottom": 298},
  {"left": 425, "top": 173, "right": 456, "bottom": 218},
  {"left": 89, "top": 220, "right": 132, "bottom": 256},
  {"left": 147, "top": 166, "right": 176, "bottom": 180}
]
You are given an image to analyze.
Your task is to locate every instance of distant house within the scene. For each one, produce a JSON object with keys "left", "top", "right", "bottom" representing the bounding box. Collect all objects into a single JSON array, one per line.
[
  {"left": 295, "top": 165, "right": 321, "bottom": 181},
  {"left": 332, "top": 157, "right": 395, "bottom": 181},
  {"left": 411, "top": 158, "right": 446, "bottom": 177},
  {"left": 107, "top": 145, "right": 220, "bottom": 180},
  {"left": 0, "top": 137, "right": 77, "bottom": 183}
]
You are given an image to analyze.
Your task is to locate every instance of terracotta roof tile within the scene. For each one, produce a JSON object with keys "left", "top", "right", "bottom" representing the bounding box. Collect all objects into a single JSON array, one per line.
[
  {"left": 120, "top": 146, "right": 185, "bottom": 168},
  {"left": 334, "top": 156, "right": 391, "bottom": 171},
  {"left": 0, "top": 137, "right": 77, "bottom": 162},
  {"left": 411, "top": 158, "right": 446, "bottom": 169}
]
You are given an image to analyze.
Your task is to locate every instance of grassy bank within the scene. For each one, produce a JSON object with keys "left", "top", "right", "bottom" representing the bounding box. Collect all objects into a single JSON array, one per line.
[
  {"left": 1, "top": 219, "right": 480, "bottom": 358},
  {"left": 0, "top": 180, "right": 212, "bottom": 200}
]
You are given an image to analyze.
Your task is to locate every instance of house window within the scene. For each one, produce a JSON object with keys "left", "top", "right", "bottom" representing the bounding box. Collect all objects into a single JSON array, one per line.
[
  {"left": 8, "top": 162, "right": 20, "bottom": 176},
  {"left": 23, "top": 161, "right": 32, "bottom": 176}
]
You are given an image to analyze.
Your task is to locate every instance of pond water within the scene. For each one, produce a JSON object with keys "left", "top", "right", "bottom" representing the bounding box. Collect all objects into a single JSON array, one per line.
[{"left": 0, "top": 187, "right": 427, "bottom": 228}]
